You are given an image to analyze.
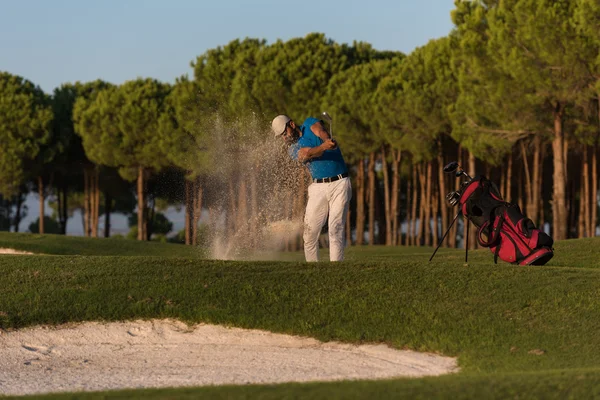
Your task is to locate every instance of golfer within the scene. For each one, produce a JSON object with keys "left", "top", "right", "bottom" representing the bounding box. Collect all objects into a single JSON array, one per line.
[{"left": 271, "top": 114, "right": 352, "bottom": 262}]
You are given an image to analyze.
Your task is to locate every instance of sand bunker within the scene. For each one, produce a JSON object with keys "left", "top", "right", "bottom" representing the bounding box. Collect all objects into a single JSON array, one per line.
[
  {"left": 0, "top": 319, "right": 458, "bottom": 396},
  {"left": 0, "top": 248, "right": 34, "bottom": 255}
]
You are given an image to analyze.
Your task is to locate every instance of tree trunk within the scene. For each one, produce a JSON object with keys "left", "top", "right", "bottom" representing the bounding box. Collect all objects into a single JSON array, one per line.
[
  {"left": 57, "top": 183, "right": 65, "bottom": 234},
  {"left": 61, "top": 184, "right": 68, "bottom": 234},
  {"left": 552, "top": 107, "right": 567, "bottom": 240},
  {"left": 521, "top": 141, "right": 534, "bottom": 219},
  {"left": 424, "top": 161, "right": 433, "bottom": 246},
  {"left": 92, "top": 169, "right": 100, "bottom": 238},
  {"left": 468, "top": 152, "right": 476, "bottom": 180},
  {"left": 38, "top": 176, "right": 44, "bottom": 234},
  {"left": 411, "top": 165, "right": 418, "bottom": 246},
  {"left": 568, "top": 175, "right": 577, "bottom": 239},
  {"left": 391, "top": 149, "right": 401, "bottom": 246},
  {"left": 381, "top": 146, "right": 392, "bottom": 245},
  {"left": 374, "top": 171, "right": 385, "bottom": 245},
  {"left": 83, "top": 168, "right": 90, "bottom": 237},
  {"left": 194, "top": 181, "right": 203, "bottom": 245},
  {"left": 356, "top": 159, "right": 365, "bottom": 245},
  {"left": 104, "top": 191, "right": 111, "bottom": 238},
  {"left": 468, "top": 152, "right": 478, "bottom": 249},
  {"left": 14, "top": 191, "right": 23, "bottom": 232},
  {"left": 405, "top": 173, "right": 411, "bottom": 246},
  {"left": 531, "top": 136, "right": 542, "bottom": 225},
  {"left": 582, "top": 147, "right": 590, "bottom": 238},
  {"left": 500, "top": 169, "right": 506, "bottom": 201},
  {"left": 367, "top": 152, "right": 376, "bottom": 245},
  {"left": 592, "top": 147, "right": 598, "bottom": 237},
  {"left": 137, "top": 166, "right": 146, "bottom": 241},
  {"left": 505, "top": 153, "right": 513, "bottom": 202},
  {"left": 417, "top": 163, "right": 426, "bottom": 246},
  {"left": 538, "top": 142, "right": 547, "bottom": 228},
  {"left": 431, "top": 177, "right": 440, "bottom": 248},
  {"left": 185, "top": 179, "right": 193, "bottom": 245},
  {"left": 518, "top": 167, "right": 524, "bottom": 213},
  {"left": 437, "top": 150, "right": 448, "bottom": 248}
]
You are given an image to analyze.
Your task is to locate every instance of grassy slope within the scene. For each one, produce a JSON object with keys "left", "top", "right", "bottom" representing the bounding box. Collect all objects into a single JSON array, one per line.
[
  {"left": 1, "top": 234, "right": 599, "bottom": 399},
  {"left": 0, "top": 232, "right": 204, "bottom": 257},
  {"left": 28, "top": 370, "right": 600, "bottom": 400}
]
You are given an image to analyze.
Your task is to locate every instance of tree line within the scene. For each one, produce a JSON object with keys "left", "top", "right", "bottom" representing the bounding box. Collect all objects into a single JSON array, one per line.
[{"left": 1, "top": 0, "right": 599, "bottom": 247}]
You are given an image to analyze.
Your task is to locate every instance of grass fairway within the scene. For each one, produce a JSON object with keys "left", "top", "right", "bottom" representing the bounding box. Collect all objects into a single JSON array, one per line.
[
  {"left": 1, "top": 233, "right": 600, "bottom": 399},
  {"left": 0, "top": 232, "right": 204, "bottom": 257}
]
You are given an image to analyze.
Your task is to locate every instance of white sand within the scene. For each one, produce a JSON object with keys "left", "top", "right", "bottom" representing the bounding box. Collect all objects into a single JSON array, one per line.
[
  {"left": 0, "top": 248, "right": 34, "bottom": 255},
  {"left": 0, "top": 319, "right": 458, "bottom": 396}
]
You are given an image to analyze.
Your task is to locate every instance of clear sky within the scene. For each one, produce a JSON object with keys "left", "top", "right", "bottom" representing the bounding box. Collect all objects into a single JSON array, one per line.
[{"left": 1, "top": 0, "right": 456, "bottom": 94}]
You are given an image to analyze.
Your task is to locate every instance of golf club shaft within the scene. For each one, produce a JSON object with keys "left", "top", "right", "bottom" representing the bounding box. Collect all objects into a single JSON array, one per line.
[
  {"left": 465, "top": 216, "right": 469, "bottom": 263},
  {"left": 429, "top": 209, "right": 462, "bottom": 261}
]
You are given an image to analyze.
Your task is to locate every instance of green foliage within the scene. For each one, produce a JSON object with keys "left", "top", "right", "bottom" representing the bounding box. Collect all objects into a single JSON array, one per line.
[
  {"left": 450, "top": 0, "right": 597, "bottom": 161},
  {"left": 252, "top": 33, "right": 382, "bottom": 120},
  {"left": 28, "top": 216, "right": 61, "bottom": 234},
  {"left": 168, "top": 228, "right": 187, "bottom": 244},
  {"left": 0, "top": 196, "right": 16, "bottom": 231},
  {"left": 50, "top": 81, "right": 113, "bottom": 183},
  {"left": 74, "top": 78, "right": 171, "bottom": 181},
  {"left": 159, "top": 78, "right": 213, "bottom": 179},
  {"left": 0, "top": 72, "right": 53, "bottom": 195},
  {"left": 167, "top": 224, "right": 209, "bottom": 245},
  {"left": 374, "top": 38, "right": 458, "bottom": 161},
  {"left": 450, "top": 1, "right": 530, "bottom": 162},
  {"left": 128, "top": 211, "right": 173, "bottom": 236},
  {"left": 192, "top": 38, "right": 266, "bottom": 118},
  {"left": 324, "top": 56, "right": 403, "bottom": 160}
]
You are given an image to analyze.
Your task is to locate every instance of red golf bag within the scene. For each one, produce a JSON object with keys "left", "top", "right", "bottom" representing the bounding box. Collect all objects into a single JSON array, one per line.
[{"left": 459, "top": 176, "right": 554, "bottom": 266}]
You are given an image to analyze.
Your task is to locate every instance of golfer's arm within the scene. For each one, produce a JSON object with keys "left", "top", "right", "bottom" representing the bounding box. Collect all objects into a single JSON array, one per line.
[
  {"left": 310, "top": 121, "right": 331, "bottom": 141},
  {"left": 298, "top": 145, "right": 326, "bottom": 163}
]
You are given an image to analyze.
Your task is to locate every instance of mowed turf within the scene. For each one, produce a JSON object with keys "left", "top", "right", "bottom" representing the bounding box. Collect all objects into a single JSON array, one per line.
[
  {"left": 1, "top": 233, "right": 599, "bottom": 399},
  {"left": 0, "top": 232, "right": 205, "bottom": 257}
]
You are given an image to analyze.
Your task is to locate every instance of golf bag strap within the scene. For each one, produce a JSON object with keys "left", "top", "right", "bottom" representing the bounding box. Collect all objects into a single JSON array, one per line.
[{"left": 477, "top": 215, "right": 504, "bottom": 248}]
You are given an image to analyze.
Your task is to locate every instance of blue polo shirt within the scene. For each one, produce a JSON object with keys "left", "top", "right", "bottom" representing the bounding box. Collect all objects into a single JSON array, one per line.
[{"left": 289, "top": 117, "right": 348, "bottom": 180}]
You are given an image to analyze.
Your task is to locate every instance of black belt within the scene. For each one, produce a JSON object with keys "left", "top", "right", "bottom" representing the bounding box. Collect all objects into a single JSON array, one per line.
[{"left": 313, "top": 172, "right": 348, "bottom": 183}]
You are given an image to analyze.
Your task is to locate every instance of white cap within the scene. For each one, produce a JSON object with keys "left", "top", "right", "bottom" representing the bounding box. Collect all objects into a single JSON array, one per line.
[{"left": 271, "top": 114, "right": 291, "bottom": 136}]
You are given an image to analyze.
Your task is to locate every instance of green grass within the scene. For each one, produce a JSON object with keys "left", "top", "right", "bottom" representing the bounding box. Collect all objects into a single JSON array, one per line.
[
  {"left": 1, "top": 233, "right": 600, "bottom": 399},
  {"left": 0, "top": 232, "right": 205, "bottom": 257},
  {"left": 20, "top": 369, "right": 600, "bottom": 400}
]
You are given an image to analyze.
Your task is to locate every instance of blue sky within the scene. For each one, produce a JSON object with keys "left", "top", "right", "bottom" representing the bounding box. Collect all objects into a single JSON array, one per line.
[
  {"left": 1, "top": 0, "right": 456, "bottom": 94},
  {"left": 1, "top": 0, "right": 456, "bottom": 234}
]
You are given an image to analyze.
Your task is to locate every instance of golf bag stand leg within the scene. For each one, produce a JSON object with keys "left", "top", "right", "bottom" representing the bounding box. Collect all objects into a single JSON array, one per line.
[
  {"left": 429, "top": 209, "right": 462, "bottom": 262},
  {"left": 465, "top": 216, "right": 470, "bottom": 263}
]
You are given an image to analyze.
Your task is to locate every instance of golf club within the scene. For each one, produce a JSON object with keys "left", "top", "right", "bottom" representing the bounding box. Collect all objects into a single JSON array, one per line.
[
  {"left": 321, "top": 111, "right": 333, "bottom": 139},
  {"left": 443, "top": 161, "right": 472, "bottom": 180}
]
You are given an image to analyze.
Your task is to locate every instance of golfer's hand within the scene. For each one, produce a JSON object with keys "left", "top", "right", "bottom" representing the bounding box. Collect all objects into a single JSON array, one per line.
[{"left": 322, "top": 139, "right": 337, "bottom": 150}]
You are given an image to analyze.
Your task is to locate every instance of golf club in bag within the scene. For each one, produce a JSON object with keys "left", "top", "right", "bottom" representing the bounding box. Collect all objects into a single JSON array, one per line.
[{"left": 429, "top": 161, "right": 554, "bottom": 266}]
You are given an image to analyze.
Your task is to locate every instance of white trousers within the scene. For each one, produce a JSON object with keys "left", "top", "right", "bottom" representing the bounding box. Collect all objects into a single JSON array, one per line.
[{"left": 303, "top": 177, "right": 352, "bottom": 262}]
